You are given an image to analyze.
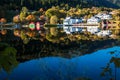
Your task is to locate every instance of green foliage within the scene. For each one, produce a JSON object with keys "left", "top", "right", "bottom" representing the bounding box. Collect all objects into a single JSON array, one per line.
[
  {"left": 23, "top": 38, "right": 30, "bottom": 44},
  {"left": 20, "top": 12, "right": 27, "bottom": 21},
  {"left": 46, "top": 32, "right": 59, "bottom": 43},
  {"left": 21, "top": 7, "right": 28, "bottom": 13},
  {"left": 1, "top": 47, "right": 17, "bottom": 56},
  {"left": 0, "top": 43, "right": 18, "bottom": 73},
  {"left": 45, "top": 8, "right": 60, "bottom": 18},
  {"left": 50, "top": 27, "right": 58, "bottom": 36},
  {"left": 20, "top": 30, "right": 30, "bottom": 44},
  {"left": 0, "top": 0, "right": 120, "bottom": 22},
  {"left": 0, "top": 0, "right": 119, "bottom": 18},
  {"left": 110, "top": 57, "right": 120, "bottom": 68},
  {"left": 101, "top": 50, "right": 120, "bottom": 80},
  {"left": 100, "top": 63, "right": 112, "bottom": 77},
  {"left": 19, "top": 7, "right": 28, "bottom": 21}
]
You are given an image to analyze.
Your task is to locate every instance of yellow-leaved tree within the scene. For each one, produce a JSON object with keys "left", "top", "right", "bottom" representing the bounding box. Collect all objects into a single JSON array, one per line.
[{"left": 50, "top": 15, "right": 58, "bottom": 36}]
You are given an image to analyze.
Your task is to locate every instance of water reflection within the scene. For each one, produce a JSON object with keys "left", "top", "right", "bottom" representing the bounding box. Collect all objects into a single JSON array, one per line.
[
  {"left": 0, "top": 43, "right": 18, "bottom": 73},
  {"left": 101, "top": 50, "right": 120, "bottom": 80},
  {"left": 0, "top": 47, "right": 120, "bottom": 80}
]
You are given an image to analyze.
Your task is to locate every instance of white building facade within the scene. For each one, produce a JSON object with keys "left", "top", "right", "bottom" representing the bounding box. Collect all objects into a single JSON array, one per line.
[
  {"left": 95, "top": 13, "right": 112, "bottom": 20},
  {"left": 87, "top": 17, "right": 101, "bottom": 24},
  {"left": 63, "top": 17, "right": 83, "bottom": 34},
  {"left": 63, "top": 17, "right": 83, "bottom": 25}
]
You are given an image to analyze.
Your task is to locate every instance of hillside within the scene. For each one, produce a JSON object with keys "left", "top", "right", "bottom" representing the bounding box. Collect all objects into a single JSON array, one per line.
[
  {"left": 0, "top": 0, "right": 119, "bottom": 10},
  {"left": 107, "top": 0, "right": 120, "bottom": 7}
]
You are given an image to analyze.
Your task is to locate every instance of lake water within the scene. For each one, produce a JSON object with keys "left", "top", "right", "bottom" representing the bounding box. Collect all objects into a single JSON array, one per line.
[{"left": 0, "top": 46, "right": 120, "bottom": 80}]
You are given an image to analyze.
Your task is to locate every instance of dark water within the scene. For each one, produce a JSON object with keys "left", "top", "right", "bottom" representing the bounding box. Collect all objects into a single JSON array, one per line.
[{"left": 0, "top": 47, "right": 120, "bottom": 80}]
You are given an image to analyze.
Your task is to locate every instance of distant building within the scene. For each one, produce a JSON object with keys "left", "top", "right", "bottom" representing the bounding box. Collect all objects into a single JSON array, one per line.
[
  {"left": 95, "top": 13, "right": 112, "bottom": 20},
  {"left": 87, "top": 17, "right": 101, "bottom": 24},
  {"left": 63, "top": 17, "right": 102, "bottom": 34},
  {"left": 63, "top": 17, "right": 83, "bottom": 34},
  {"left": 63, "top": 17, "right": 83, "bottom": 25}
]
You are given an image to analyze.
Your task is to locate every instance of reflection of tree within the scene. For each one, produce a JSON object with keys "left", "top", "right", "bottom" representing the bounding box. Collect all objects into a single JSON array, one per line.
[
  {"left": 0, "top": 43, "right": 18, "bottom": 73},
  {"left": 110, "top": 57, "right": 120, "bottom": 68},
  {"left": 101, "top": 51, "right": 120, "bottom": 80},
  {"left": 101, "top": 63, "right": 112, "bottom": 77},
  {"left": 75, "top": 77, "right": 91, "bottom": 80},
  {"left": 46, "top": 32, "right": 59, "bottom": 43},
  {"left": 20, "top": 30, "right": 30, "bottom": 44}
]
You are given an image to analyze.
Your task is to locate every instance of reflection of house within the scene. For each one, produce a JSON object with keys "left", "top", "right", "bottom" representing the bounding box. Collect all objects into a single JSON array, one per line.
[
  {"left": 63, "top": 19, "right": 100, "bottom": 34},
  {"left": 62, "top": 16, "right": 119, "bottom": 35},
  {"left": 101, "top": 20, "right": 120, "bottom": 30},
  {"left": 63, "top": 17, "right": 83, "bottom": 34},
  {"left": 97, "top": 30, "right": 111, "bottom": 36},
  {"left": 87, "top": 26, "right": 100, "bottom": 34},
  {"left": 63, "top": 26, "right": 83, "bottom": 34},
  {"left": 87, "top": 17, "right": 101, "bottom": 24},
  {"left": 107, "top": 21, "right": 120, "bottom": 30},
  {"left": 63, "top": 24, "right": 100, "bottom": 34}
]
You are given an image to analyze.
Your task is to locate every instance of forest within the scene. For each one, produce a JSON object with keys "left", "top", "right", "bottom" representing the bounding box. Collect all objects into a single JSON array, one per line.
[
  {"left": 0, "top": 0, "right": 119, "bottom": 11},
  {"left": 0, "top": 0, "right": 120, "bottom": 21}
]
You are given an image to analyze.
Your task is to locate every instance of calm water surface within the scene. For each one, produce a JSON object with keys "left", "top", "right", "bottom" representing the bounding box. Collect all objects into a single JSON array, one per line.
[{"left": 0, "top": 46, "right": 120, "bottom": 80}]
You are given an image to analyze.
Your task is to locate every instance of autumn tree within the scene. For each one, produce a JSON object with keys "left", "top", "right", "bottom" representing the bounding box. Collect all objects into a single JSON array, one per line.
[
  {"left": 20, "top": 30, "right": 30, "bottom": 44},
  {"left": 45, "top": 8, "right": 60, "bottom": 19},
  {"left": 13, "top": 15, "right": 20, "bottom": 23},
  {"left": 40, "top": 15, "right": 46, "bottom": 20},
  {"left": 26, "top": 30, "right": 36, "bottom": 38},
  {"left": 50, "top": 15, "right": 58, "bottom": 36},
  {"left": 50, "top": 15, "right": 58, "bottom": 24},
  {"left": 26, "top": 14, "right": 36, "bottom": 22},
  {"left": 19, "top": 7, "right": 28, "bottom": 22},
  {"left": 39, "top": 8, "right": 44, "bottom": 15},
  {"left": 13, "top": 29, "right": 21, "bottom": 37},
  {"left": 0, "top": 18, "right": 7, "bottom": 23},
  {"left": 0, "top": 29, "right": 7, "bottom": 35}
]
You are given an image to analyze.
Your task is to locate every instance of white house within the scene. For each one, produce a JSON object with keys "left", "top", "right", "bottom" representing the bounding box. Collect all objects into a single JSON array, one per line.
[
  {"left": 87, "top": 17, "right": 101, "bottom": 24},
  {"left": 63, "top": 17, "right": 100, "bottom": 34},
  {"left": 63, "top": 17, "right": 83, "bottom": 34},
  {"left": 95, "top": 13, "right": 112, "bottom": 20},
  {"left": 63, "top": 17, "right": 83, "bottom": 25}
]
